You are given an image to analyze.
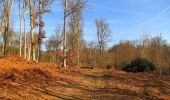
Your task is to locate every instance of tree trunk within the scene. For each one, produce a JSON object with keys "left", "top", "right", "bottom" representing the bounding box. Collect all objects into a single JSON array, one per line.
[
  {"left": 23, "top": 1, "right": 27, "bottom": 59},
  {"left": 156, "top": 43, "right": 161, "bottom": 75},
  {"left": 3, "top": 26, "right": 8, "bottom": 57},
  {"left": 3, "top": 0, "right": 14, "bottom": 57},
  {"left": 37, "top": 0, "right": 43, "bottom": 63},
  {"left": 19, "top": 0, "right": 23, "bottom": 57},
  {"left": 28, "top": 0, "right": 33, "bottom": 61},
  {"left": 63, "top": 0, "right": 67, "bottom": 68},
  {"left": 77, "top": 37, "right": 80, "bottom": 66}
]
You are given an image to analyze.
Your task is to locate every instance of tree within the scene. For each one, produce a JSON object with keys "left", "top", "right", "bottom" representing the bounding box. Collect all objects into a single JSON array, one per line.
[
  {"left": 18, "top": 0, "right": 28, "bottom": 57},
  {"left": 149, "top": 34, "right": 167, "bottom": 75},
  {"left": 82, "top": 41, "right": 98, "bottom": 67},
  {"left": 63, "top": 0, "right": 67, "bottom": 68},
  {"left": 45, "top": 26, "right": 62, "bottom": 63},
  {"left": 2, "top": 0, "right": 14, "bottom": 57},
  {"left": 28, "top": 0, "right": 34, "bottom": 61},
  {"left": 18, "top": 0, "right": 22, "bottom": 57},
  {"left": 95, "top": 18, "right": 112, "bottom": 66},
  {"left": 23, "top": 0, "right": 28, "bottom": 59},
  {"left": 37, "top": 0, "right": 43, "bottom": 63},
  {"left": 109, "top": 41, "right": 137, "bottom": 68},
  {"left": 139, "top": 32, "right": 150, "bottom": 58},
  {"left": 67, "top": 0, "right": 87, "bottom": 67},
  {"left": 62, "top": 0, "right": 87, "bottom": 68},
  {"left": 28, "top": 0, "right": 39, "bottom": 61},
  {"left": 37, "top": 0, "right": 54, "bottom": 63}
]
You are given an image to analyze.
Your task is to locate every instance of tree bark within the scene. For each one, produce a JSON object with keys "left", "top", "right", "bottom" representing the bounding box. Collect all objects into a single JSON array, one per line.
[
  {"left": 18, "top": 0, "right": 23, "bottom": 57},
  {"left": 28, "top": 0, "right": 33, "bottom": 61},
  {"left": 37, "top": 0, "right": 43, "bottom": 63},
  {"left": 23, "top": 0, "right": 27, "bottom": 59},
  {"left": 63, "top": 0, "right": 67, "bottom": 68},
  {"left": 3, "top": 0, "right": 14, "bottom": 57}
]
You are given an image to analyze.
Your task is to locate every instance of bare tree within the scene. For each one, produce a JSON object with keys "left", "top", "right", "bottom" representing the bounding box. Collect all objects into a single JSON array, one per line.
[
  {"left": 67, "top": 0, "right": 87, "bottom": 67},
  {"left": 54, "top": 25, "right": 63, "bottom": 50},
  {"left": 18, "top": 0, "right": 22, "bottom": 57},
  {"left": 45, "top": 26, "right": 62, "bottom": 63},
  {"left": 139, "top": 32, "right": 150, "bottom": 58},
  {"left": 23, "top": 0, "right": 28, "bottom": 59},
  {"left": 2, "top": 0, "right": 14, "bottom": 57},
  {"left": 95, "top": 18, "right": 112, "bottom": 65},
  {"left": 18, "top": 0, "right": 27, "bottom": 57},
  {"left": 149, "top": 33, "right": 167, "bottom": 75},
  {"left": 37, "top": 0, "right": 43, "bottom": 63},
  {"left": 28, "top": 0, "right": 33, "bottom": 61},
  {"left": 63, "top": 0, "right": 68, "bottom": 68},
  {"left": 28, "top": 0, "right": 39, "bottom": 61},
  {"left": 37, "top": 0, "right": 54, "bottom": 63},
  {"left": 62, "top": 0, "right": 87, "bottom": 68}
]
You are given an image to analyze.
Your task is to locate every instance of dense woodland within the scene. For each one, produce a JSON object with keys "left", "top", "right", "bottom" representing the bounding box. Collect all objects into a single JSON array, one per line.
[{"left": 0, "top": 0, "right": 170, "bottom": 75}]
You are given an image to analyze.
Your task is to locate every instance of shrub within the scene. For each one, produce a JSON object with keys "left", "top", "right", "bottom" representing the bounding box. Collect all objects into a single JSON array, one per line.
[
  {"left": 106, "top": 65, "right": 112, "bottom": 70},
  {"left": 122, "top": 58, "right": 156, "bottom": 73}
]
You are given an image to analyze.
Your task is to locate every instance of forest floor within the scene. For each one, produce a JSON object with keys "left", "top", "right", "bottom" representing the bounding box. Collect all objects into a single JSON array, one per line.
[{"left": 0, "top": 57, "right": 169, "bottom": 100}]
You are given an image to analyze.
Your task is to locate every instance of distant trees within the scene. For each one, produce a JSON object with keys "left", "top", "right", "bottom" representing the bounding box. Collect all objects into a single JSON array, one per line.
[
  {"left": 110, "top": 41, "right": 137, "bottom": 68},
  {"left": 95, "top": 18, "right": 112, "bottom": 66},
  {"left": 45, "top": 26, "right": 62, "bottom": 63},
  {"left": 62, "top": 0, "right": 87, "bottom": 67},
  {"left": 149, "top": 34, "right": 167, "bottom": 75},
  {"left": 139, "top": 32, "right": 150, "bottom": 58},
  {"left": 67, "top": 0, "right": 87, "bottom": 67},
  {"left": 81, "top": 41, "right": 98, "bottom": 67},
  {"left": 109, "top": 34, "right": 170, "bottom": 75}
]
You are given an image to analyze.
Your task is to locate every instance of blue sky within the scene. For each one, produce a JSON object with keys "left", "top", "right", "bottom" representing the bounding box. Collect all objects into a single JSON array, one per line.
[{"left": 11, "top": 0, "right": 170, "bottom": 46}]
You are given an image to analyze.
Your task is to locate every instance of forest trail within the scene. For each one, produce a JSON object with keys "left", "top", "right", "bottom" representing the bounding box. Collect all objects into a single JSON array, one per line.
[{"left": 0, "top": 57, "right": 169, "bottom": 100}]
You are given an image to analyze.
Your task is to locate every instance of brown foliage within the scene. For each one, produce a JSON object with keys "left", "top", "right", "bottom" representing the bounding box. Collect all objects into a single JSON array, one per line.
[{"left": 0, "top": 57, "right": 169, "bottom": 99}]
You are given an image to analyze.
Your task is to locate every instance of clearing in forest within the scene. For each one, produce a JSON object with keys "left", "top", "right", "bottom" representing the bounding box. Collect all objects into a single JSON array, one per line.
[{"left": 0, "top": 57, "right": 169, "bottom": 100}]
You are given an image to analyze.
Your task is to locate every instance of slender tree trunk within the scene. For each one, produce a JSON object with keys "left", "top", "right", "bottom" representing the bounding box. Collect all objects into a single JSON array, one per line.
[
  {"left": 28, "top": 0, "right": 36, "bottom": 61},
  {"left": 23, "top": 1, "right": 27, "bottom": 59},
  {"left": 37, "top": 0, "right": 43, "bottom": 63},
  {"left": 28, "top": 42, "right": 31, "bottom": 60},
  {"left": 63, "top": 0, "right": 67, "bottom": 68},
  {"left": 3, "top": 26, "right": 7, "bottom": 57},
  {"left": 156, "top": 43, "right": 161, "bottom": 75},
  {"left": 19, "top": 17, "right": 22, "bottom": 57},
  {"left": 18, "top": 0, "right": 23, "bottom": 57},
  {"left": 3, "top": 0, "right": 14, "bottom": 58},
  {"left": 99, "top": 44, "right": 104, "bottom": 67},
  {"left": 94, "top": 49, "right": 96, "bottom": 67},
  {"left": 32, "top": 34, "right": 36, "bottom": 61},
  {"left": 28, "top": 0, "right": 33, "bottom": 61},
  {"left": 77, "top": 37, "right": 80, "bottom": 66},
  {"left": 99, "top": 45, "right": 102, "bottom": 62},
  {"left": 2, "top": 15, "right": 7, "bottom": 57}
]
